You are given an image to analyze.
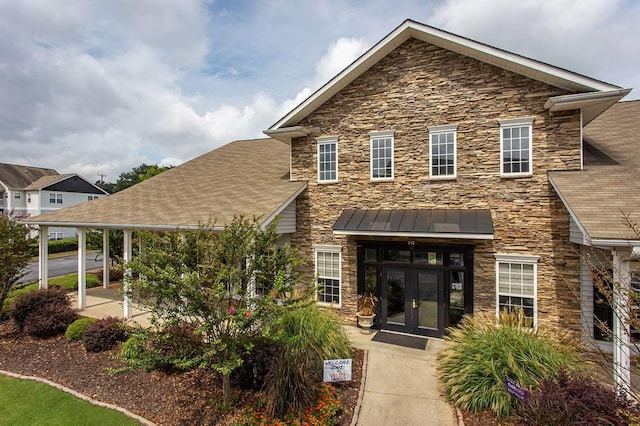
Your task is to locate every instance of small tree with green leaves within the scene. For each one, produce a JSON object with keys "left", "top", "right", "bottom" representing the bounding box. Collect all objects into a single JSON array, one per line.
[
  {"left": 0, "top": 217, "right": 32, "bottom": 319},
  {"left": 126, "top": 216, "right": 301, "bottom": 403}
]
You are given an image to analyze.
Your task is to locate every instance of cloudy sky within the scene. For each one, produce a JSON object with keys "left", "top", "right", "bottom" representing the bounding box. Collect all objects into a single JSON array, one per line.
[{"left": 1, "top": 0, "right": 638, "bottom": 182}]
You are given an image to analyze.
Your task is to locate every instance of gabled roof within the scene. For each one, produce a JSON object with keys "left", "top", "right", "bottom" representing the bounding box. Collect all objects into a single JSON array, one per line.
[
  {"left": 0, "top": 163, "right": 59, "bottom": 190},
  {"left": 24, "top": 174, "right": 74, "bottom": 190},
  {"left": 266, "top": 19, "right": 629, "bottom": 138},
  {"left": 549, "top": 100, "right": 640, "bottom": 245},
  {"left": 24, "top": 138, "right": 307, "bottom": 230}
]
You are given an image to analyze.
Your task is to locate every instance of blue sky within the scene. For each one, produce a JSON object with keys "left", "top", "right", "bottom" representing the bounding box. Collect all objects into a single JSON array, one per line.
[{"left": 1, "top": 0, "right": 638, "bottom": 181}]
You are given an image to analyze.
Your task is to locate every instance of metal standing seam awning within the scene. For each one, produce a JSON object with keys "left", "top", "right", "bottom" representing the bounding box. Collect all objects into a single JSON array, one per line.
[{"left": 332, "top": 209, "right": 494, "bottom": 239}]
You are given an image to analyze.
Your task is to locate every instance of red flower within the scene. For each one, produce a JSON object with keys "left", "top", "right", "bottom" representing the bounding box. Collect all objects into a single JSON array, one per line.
[
  {"left": 228, "top": 306, "right": 236, "bottom": 315},
  {"left": 246, "top": 311, "right": 252, "bottom": 318}
]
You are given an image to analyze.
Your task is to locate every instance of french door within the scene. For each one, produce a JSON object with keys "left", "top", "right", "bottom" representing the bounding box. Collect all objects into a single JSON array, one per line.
[{"left": 380, "top": 267, "right": 445, "bottom": 337}]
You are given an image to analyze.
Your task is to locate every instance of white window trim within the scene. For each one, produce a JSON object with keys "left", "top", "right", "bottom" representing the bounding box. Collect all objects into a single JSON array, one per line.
[
  {"left": 495, "top": 254, "right": 539, "bottom": 326},
  {"left": 428, "top": 124, "right": 458, "bottom": 180},
  {"left": 314, "top": 245, "right": 342, "bottom": 308},
  {"left": 369, "top": 130, "right": 395, "bottom": 181},
  {"left": 316, "top": 136, "right": 338, "bottom": 184},
  {"left": 499, "top": 117, "right": 534, "bottom": 178}
]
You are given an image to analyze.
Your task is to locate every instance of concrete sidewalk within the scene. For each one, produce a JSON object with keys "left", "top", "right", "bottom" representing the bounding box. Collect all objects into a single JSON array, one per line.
[{"left": 346, "top": 327, "right": 457, "bottom": 426}]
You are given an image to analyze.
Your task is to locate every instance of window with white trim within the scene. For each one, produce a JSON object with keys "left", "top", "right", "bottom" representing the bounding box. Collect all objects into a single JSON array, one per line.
[
  {"left": 49, "top": 193, "right": 63, "bottom": 204},
  {"left": 317, "top": 137, "right": 338, "bottom": 183},
  {"left": 370, "top": 131, "right": 394, "bottom": 180},
  {"left": 88, "top": 195, "right": 99, "bottom": 201},
  {"left": 495, "top": 254, "right": 539, "bottom": 327},
  {"left": 429, "top": 125, "right": 457, "bottom": 179},
  {"left": 14, "top": 192, "right": 21, "bottom": 199},
  {"left": 500, "top": 118, "right": 533, "bottom": 177},
  {"left": 48, "top": 231, "right": 63, "bottom": 241},
  {"left": 315, "top": 246, "right": 341, "bottom": 305}
]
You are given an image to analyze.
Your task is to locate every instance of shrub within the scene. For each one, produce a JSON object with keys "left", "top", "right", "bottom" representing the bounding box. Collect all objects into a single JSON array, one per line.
[
  {"left": 82, "top": 316, "right": 128, "bottom": 352},
  {"left": 28, "top": 238, "right": 78, "bottom": 257},
  {"left": 437, "top": 310, "right": 581, "bottom": 418},
  {"left": 23, "top": 304, "right": 78, "bottom": 338},
  {"left": 10, "top": 287, "right": 70, "bottom": 330},
  {"left": 120, "top": 332, "right": 150, "bottom": 370},
  {"left": 145, "top": 322, "right": 205, "bottom": 371},
  {"left": 96, "top": 267, "right": 124, "bottom": 283},
  {"left": 265, "top": 302, "right": 351, "bottom": 418},
  {"left": 65, "top": 318, "right": 97, "bottom": 341},
  {"left": 232, "top": 338, "right": 280, "bottom": 390},
  {"left": 516, "top": 370, "right": 640, "bottom": 426}
]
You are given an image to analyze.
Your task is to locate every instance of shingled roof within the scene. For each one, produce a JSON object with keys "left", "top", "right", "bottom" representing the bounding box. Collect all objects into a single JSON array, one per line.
[
  {"left": 0, "top": 163, "right": 59, "bottom": 190},
  {"left": 25, "top": 138, "right": 307, "bottom": 230},
  {"left": 549, "top": 100, "right": 640, "bottom": 243}
]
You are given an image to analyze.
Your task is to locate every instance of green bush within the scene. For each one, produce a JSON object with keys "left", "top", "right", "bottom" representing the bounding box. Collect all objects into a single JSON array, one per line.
[
  {"left": 23, "top": 304, "right": 78, "bottom": 338},
  {"left": 29, "top": 238, "right": 78, "bottom": 257},
  {"left": 119, "top": 332, "right": 150, "bottom": 370},
  {"left": 65, "top": 318, "right": 97, "bottom": 341},
  {"left": 437, "top": 310, "right": 581, "bottom": 418},
  {"left": 82, "top": 316, "right": 128, "bottom": 352},
  {"left": 516, "top": 369, "right": 640, "bottom": 425},
  {"left": 264, "top": 302, "right": 352, "bottom": 418},
  {"left": 10, "top": 287, "right": 71, "bottom": 330}
]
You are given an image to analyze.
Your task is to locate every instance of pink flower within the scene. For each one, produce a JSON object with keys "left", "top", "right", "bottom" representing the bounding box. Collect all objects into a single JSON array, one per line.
[
  {"left": 228, "top": 306, "right": 236, "bottom": 315},
  {"left": 246, "top": 311, "right": 252, "bottom": 319}
]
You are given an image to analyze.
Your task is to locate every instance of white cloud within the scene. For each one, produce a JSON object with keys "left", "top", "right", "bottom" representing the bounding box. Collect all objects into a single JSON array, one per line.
[{"left": 315, "top": 37, "right": 368, "bottom": 85}]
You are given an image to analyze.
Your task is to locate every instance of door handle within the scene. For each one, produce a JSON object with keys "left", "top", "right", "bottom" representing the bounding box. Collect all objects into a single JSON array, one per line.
[{"left": 412, "top": 299, "right": 417, "bottom": 309}]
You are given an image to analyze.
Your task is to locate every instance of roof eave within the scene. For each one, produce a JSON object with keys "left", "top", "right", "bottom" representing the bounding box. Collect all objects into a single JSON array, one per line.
[
  {"left": 17, "top": 220, "right": 219, "bottom": 231},
  {"left": 544, "top": 89, "right": 632, "bottom": 125},
  {"left": 333, "top": 229, "right": 494, "bottom": 240},
  {"left": 263, "top": 126, "right": 311, "bottom": 144}
]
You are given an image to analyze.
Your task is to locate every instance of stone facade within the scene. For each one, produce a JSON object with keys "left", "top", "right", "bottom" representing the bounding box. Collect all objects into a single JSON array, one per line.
[{"left": 289, "top": 38, "right": 582, "bottom": 335}]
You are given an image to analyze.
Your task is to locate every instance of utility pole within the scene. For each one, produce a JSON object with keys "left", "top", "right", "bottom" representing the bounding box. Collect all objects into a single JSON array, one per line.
[{"left": 97, "top": 173, "right": 107, "bottom": 184}]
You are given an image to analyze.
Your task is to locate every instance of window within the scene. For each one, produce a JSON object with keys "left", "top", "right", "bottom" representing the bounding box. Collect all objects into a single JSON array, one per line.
[
  {"left": 429, "top": 125, "right": 457, "bottom": 179},
  {"left": 48, "top": 232, "right": 63, "bottom": 241},
  {"left": 370, "top": 131, "right": 394, "bottom": 180},
  {"left": 14, "top": 192, "right": 21, "bottom": 199},
  {"left": 27, "top": 194, "right": 31, "bottom": 203},
  {"left": 500, "top": 118, "right": 533, "bottom": 176},
  {"left": 495, "top": 254, "right": 539, "bottom": 326},
  {"left": 315, "top": 246, "right": 341, "bottom": 306},
  {"left": 49, "top": 193, "right": 63, "bottom": 204},
  {"left": 317, "top": 137, "right": 338, "bottom": 183},
  {"left": 88, "top": 195, "right": 99, "bottom": 201}
]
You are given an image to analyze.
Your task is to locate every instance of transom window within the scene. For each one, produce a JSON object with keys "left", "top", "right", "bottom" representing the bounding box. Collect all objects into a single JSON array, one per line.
[
  {"left": 500, "top": 118, "right": 534, "bottom": 177},
  {"left": 317, "top": 137, "right": 338, "bottom": 183},
  {"left": 315, "top": 246, "right": 342, "bottom": 306},
  {"left": 369, "top": 131, "right": 394, "bottom": 180},
  {"left": 495, "top": 254, "right": 539, "bottom": 327},
  {"left": 429, "top": 125, "right": 457, "bottom": 179},
  {"left": 49, "top": 193, "right": 63, "bottom": 204}
]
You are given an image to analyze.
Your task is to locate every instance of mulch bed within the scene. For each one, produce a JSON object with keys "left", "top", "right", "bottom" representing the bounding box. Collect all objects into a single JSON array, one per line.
[{"left": 0, "top": 321, "right": 363, "bottom": 425}]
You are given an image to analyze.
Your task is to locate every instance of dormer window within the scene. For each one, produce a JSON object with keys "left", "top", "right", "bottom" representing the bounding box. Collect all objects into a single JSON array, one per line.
[{"left": 500, "top": 118, "right": 534, "bottom": 177}]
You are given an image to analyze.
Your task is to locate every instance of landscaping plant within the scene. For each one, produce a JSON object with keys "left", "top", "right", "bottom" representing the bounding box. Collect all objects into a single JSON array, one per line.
[
  {"left": 516, "top": 369, "right": 640, "bottom": 425},
  {"left": 264, "top": 301, "right": 352, "bottom": 419},
  {"left": 82, "top": 316, "right": 128, "bottom": 352},
  {"left": 10, "top": 287, "right": 73, "bottom": 330},
  {"left": 437, "top": 310, "right": 581, "bottom": 417},
  {"left": 126, "top": 217, "right": 301, "bottom": 404},
  {"left": 23, "top": 303, "right": 78, "bottom": 338},
  {"left": 65, "top": 318, "right": 97, "bottom": 341},
  {"left": 0, "top": 216, "right": 32, "bottom": 320}
]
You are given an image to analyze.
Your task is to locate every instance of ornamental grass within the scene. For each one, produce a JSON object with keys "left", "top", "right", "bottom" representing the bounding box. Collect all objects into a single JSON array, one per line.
[{"left": 437, "top": 310, "right": 581, "bottom": 418}]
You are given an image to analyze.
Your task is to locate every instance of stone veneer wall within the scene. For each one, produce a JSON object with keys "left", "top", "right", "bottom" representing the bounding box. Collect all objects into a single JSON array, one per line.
[{"left": 289, "top": 38, "right": 582, "bottom": 335}]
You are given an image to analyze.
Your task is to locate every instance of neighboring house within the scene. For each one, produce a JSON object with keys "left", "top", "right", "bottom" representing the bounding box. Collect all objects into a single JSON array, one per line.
[
  {"left": 24, "top": 20, "right": 638, "bottom": 385},
  {"left": 1, "top": 163, "right": 107, "bottom": 239}
]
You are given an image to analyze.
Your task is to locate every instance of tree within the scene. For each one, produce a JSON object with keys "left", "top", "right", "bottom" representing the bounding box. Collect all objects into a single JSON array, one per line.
[
  {"left": 86, "top": 229, "right": 124, "bottom": 266},
  {"left": 0, "top": 217, "right": 33, "bottom": 318},
  {"left": 95, "top": 163, "right": 171, "bottom": 194},
  {"left": 127, "top": 217, "right": 301, "bottom": 403}
]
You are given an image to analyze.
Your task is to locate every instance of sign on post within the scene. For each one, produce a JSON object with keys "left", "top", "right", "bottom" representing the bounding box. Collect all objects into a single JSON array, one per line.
[{"left": 323, "top": 359, "right": 352, "bottom": 382}]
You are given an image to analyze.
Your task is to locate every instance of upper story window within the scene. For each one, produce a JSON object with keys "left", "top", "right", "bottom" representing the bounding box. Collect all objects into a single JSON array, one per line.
[
  {"left": 88, "top": 195, "right": 99, "bottom": 201},
  {"left": 27, "top": 194, "right": 31, "bottom": 203},
  {"left": 49, "top": 193, "right": 63, "bottom": 204},
  {"left": 495, "top": 254, "right": 539, "bottom": 327},
  {"left": 14, "top": 192, "right": 21, "bottom": 199},
  {"left": 500, "top": 117, "right": 534, "bottom": 177},
  {"left": 316, "top": 136, "right": 338, "bottom": 183},
  {"left": 428, "top": 124, "right": 457, "bottom": 179},
  {"left": 369, "top": 131, "right": 394, "bottom": 181}
]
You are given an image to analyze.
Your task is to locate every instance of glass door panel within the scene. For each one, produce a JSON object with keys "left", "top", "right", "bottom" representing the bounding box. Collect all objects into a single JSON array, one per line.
[
  {"left": 386, "top": 270, "right": 406, "bottom": 325},
  {"left": 449, "top": 271, "right": 465, "bottom": 327},
  {"left": 417, "top": 272, "right": 439, "bottom": 330}
]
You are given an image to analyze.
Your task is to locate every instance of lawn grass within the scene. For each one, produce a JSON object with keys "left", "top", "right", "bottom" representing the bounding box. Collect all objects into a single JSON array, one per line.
[{"left": 0, "top": 375, "right": 140, "bottom": 425}]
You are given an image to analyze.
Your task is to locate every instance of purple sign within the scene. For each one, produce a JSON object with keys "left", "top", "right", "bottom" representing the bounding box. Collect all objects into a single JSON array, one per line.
[{"left": 504, "top": 376, "right": 528, "bottom": 401}]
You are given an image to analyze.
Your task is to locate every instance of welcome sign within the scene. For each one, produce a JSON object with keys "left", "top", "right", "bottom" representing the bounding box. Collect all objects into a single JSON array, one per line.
[{"left": 323, "top": 359, "right": 352, "bottom": 382}]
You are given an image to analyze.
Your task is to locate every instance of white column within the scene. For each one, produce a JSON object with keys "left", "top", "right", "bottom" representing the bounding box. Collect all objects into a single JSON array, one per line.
[
  {"left": 123, "top": 229, "right": 132, "bottom": 319},
  {"left": 102, "top": 228, "right": 110, "bottom": 288},
  {"left": 77, "top": 228, "right": 87, "bottom": 309},
  {"left": 38, "top": 226, "right": 48, "bottom": 289},
  {"left": 612, "top": 247, "right": 632, "bottom": 393}
]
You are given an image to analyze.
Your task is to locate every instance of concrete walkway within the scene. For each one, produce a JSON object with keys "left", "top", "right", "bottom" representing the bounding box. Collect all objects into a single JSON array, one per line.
[{"left": 346, "top": 327, "right": 457, "bottom": 426}]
